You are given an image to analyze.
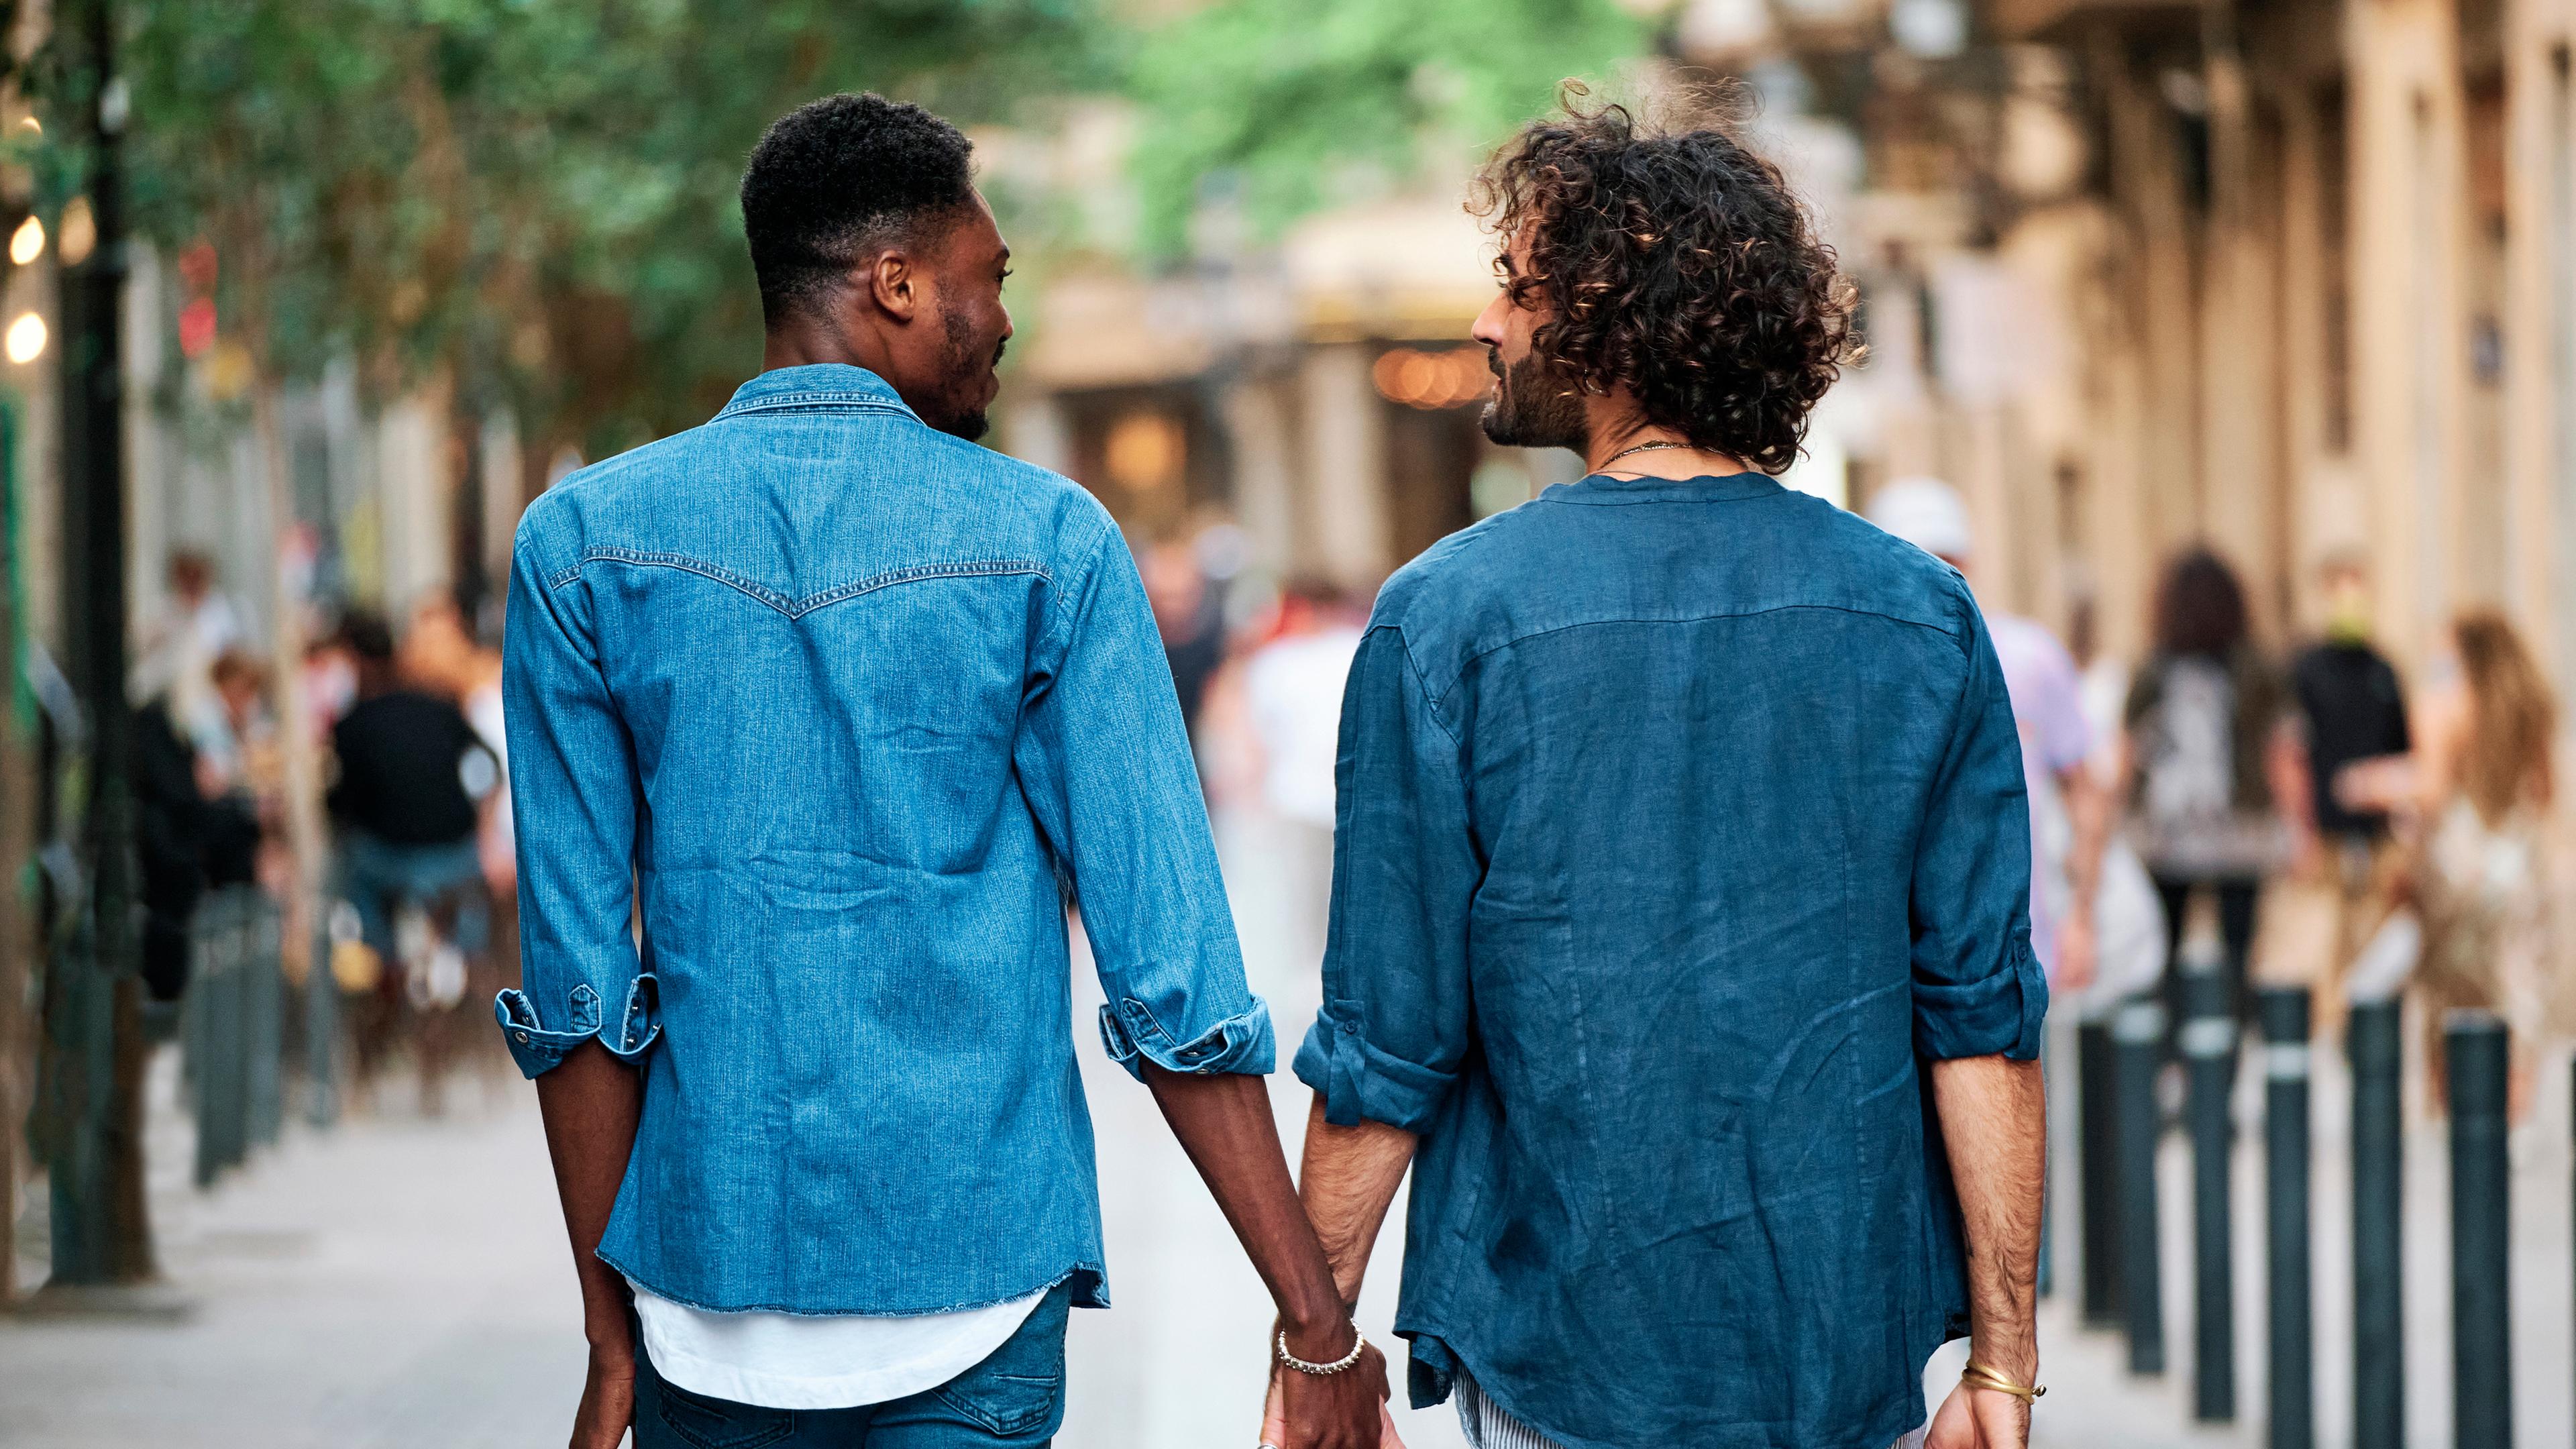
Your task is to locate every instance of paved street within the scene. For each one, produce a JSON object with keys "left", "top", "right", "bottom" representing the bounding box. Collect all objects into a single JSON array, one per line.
[{"left": 5, "top": 820, "right": 2573, "bottom": 1447}]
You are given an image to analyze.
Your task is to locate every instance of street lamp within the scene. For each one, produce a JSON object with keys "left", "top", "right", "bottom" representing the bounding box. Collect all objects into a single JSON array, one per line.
[{"left": 5, "top": 311, "right": 45, "bottom": 364}]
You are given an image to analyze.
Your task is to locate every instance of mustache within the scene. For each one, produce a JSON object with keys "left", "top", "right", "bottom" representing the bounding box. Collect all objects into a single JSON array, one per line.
[{"left": 992, "top": 333, "right": 1008, "bottom": 370}]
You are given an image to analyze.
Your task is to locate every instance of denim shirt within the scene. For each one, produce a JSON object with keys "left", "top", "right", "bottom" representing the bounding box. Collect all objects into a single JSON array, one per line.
[
  {"left": 1293, "top": 472, "right": 2045, "bottom": 1449},
  {"left": 496, "top": 364, "right": 1271, "bottom": 1316}
]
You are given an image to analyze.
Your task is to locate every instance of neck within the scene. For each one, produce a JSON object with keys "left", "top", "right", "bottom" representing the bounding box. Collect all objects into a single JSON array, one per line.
[
  {"left": 1580, "top": 393, "right": 1750, "bottom": 480},
  {"left": 762, "top": 310, "right": 898, "bottom": 381}
]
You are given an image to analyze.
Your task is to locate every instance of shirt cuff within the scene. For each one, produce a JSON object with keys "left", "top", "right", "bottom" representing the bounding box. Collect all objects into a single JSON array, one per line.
[
  {"left": 1913, "top": 935, "right": 2048, "bottom": 1061},
  {"left": 1095, "top": 994, "right": 1275, "bottom": 1081},
  {"left": 494, "top": 973, "right": 661, "bottom": 1079},
  {"left": 1292, "top": 1003, "right": 1459, "bottom": 1132}
]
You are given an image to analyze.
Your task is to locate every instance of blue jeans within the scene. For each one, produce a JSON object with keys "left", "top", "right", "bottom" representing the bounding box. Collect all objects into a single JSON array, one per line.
[
  {"left": 337, "top": 830, "right": 488, "bottom": 960},
  {"left": 632, "top": 1287, "right": 1069, "bottom": 1448}
]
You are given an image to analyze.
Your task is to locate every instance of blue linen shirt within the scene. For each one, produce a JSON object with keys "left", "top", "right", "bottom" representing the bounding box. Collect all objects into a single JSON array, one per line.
[
  {"left": 1293, "top": 471, "right": 2045, "bottom": 1449},
  {"left": 495, "top": 364, "right": 1271, "bottom": 1316}
]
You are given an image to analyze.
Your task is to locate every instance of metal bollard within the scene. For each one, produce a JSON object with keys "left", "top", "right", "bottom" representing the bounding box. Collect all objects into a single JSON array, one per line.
[
  {"left": 2112, "top": 996, "right": 2167, "bottom": 1375},
  {"left": 2180, "top": 940, "right": 2237, "bottom": 1421},
  {"left": 2349, "top": 998, "right": 2405, "bottom": 1449},
  {"left": 245, "top": 893, "right": 284, "bottom": 1148},
  {"left": 305, "top": 896, "right": 341, "bottom": 1127},
  {"left": 2447, "top": 1010, "right": 2512, "bottom": 1449},
  {"left": 189, "top": 894, "right": 250, "bottom": 1187},
  {"left": 2079, "top": 1015, "right": 2124, "bottom": 1327},
  {"left": 2259, "top": 987, "right": 2313, "bottom": 1449}
]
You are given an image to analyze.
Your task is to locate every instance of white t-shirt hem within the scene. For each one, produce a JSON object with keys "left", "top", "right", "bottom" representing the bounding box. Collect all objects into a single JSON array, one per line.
[{"left": 630, "top": 1281, "right": 1049, "bottom": 1411}]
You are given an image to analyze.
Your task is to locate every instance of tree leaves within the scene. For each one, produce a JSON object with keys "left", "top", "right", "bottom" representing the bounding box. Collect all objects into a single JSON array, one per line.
[{"left": 107, "top": 0, "right": 1110, "bottom": 455}]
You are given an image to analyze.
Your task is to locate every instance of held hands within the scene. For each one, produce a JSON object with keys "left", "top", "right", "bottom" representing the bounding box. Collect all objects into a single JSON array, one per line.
[
  {"left": 1924, "top": 1381, "right": 2031, "bottom": 1449},
  {"left": 570, "top": 1342, "right": 637, "bottom": 1449},
  {"left": 1258, "top": 1319, "right": 1401, "bottom": 1449},
  {"left": 1925, "top": 1359, "right": 2039, "bottom": 1449}
]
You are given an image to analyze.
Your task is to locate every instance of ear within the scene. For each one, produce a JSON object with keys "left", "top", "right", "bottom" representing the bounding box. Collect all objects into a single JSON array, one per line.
[{"left": 865, "top": 250, "right": 922, "bottom": 323}]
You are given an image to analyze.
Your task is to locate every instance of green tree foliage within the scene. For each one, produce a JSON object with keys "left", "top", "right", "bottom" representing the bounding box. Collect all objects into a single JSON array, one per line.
[
  {"left": 101, "top": 0, "right": 1111, "bottom": 455},
  {"left": 1125, "top": 0, "right": 1647, "bottom": 259}
]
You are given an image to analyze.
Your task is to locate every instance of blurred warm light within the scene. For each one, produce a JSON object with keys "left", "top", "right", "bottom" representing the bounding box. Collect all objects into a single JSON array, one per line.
[
  {"left": 178, "top": 295, "right": 218, "bottom": 358},
  {"left": 15, "top": 116, "right": 38, "bottom": 136},
  {"left": 58, "top": 197, "right": 95, "bottom": 266},
  {"left": 205, "top": 341, "right": 254, "bottom": 401},
  {"left": 176, "top": 239, "right": 219, "bottom": 292},
  {"left": 1103, "top": 411, "right": 1184, "bottom": 494},
  {"left": 5, "top": 311, "right": 48, "bottom": 364},
  {"left": 8, "top": 215, "right": 41, "bottom": 266},
  {"left": 1371, "top": 346, "right": 1493, "bottom": 410}
]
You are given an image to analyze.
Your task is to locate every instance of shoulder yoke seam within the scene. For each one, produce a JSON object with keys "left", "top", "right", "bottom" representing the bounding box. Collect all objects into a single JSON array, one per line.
[
  {"left": 1419, "top": 601, "right": 1968, "bottom": 709},
  {"left": 547, "top": 549, "right": 1052, "bottom": 619}
]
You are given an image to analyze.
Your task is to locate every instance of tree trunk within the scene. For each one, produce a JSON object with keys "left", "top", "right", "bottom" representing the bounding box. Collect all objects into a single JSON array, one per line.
[{"left": 249, "top": 384, "right": 329, "bottom": 1110}]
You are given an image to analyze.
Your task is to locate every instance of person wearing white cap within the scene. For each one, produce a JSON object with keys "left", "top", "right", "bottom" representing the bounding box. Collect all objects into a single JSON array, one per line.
[{"left": 1867, "top": 478, "right": 2110, "bottom": 994}]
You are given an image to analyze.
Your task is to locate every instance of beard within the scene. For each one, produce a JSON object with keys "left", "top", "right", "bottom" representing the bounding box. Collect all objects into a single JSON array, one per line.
[
  {"left": 1479, "top": 346, "right": 1588, "bottom": 451},
  {"left": 928, "top": 303, "right": 1005, "bottom": 442}
]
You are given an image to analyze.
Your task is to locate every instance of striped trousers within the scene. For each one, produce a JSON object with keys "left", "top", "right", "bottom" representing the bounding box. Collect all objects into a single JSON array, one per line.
[{"left": 1452, "top": 1370, "right": 1929, "bottom": 1449}]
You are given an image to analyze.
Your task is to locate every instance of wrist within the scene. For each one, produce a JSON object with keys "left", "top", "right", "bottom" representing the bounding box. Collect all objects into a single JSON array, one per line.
[{"left": 1276, "top": 1305, "right": 1356, "bottom": 1362}]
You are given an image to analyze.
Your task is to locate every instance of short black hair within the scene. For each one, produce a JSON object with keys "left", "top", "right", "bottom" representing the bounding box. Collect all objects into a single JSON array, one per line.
[
  {"left": 339, "top": 610, "right": 395, "bottom": 664},
  {"left": 741, "top": 93, "right": 977, "bottom": 324}
]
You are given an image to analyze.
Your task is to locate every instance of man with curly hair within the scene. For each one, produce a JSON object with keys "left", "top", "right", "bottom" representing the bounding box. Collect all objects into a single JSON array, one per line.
[{"left": 1274, "top": 97, "right": 2048, "bottom": 1449}]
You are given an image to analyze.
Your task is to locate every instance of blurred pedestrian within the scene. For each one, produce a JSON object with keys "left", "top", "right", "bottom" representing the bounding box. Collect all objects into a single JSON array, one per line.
[
  {"left": 1240, "top": 576, "right": 1364, "bottom": 971},
  {"left": 2404, "top": 610, "right": 2556, "bottom": 1120},
  {"left": 327, "top": 610, "right": 492, "bottom": 1100},
  {"left": 131, "top": 548, "right": 246, "bottom": 737},
  {"left": 502, "top": 94, "right": 1384, "bottom": 1449},
  {"left": 2121, "top": 548, "right": 2304, "bottom": 1021},
  {"left": 401, "top": 592, "right": 515, "bottom": 900},
  {"left": 196, "top": 651, "right": 273, "bottom": 890},
  {"left": 1868, "top": 477, "right": 2109, "bottom": 993},
  {"left": 1285, "top": 100, "right": 2043, "bottom": 1449},
  {"left": 2283, "top": 551, "right": 2412, "bottom": 1026},
  {"left": 1141, "top": 528, "right": 1227, "bottom": 742}
]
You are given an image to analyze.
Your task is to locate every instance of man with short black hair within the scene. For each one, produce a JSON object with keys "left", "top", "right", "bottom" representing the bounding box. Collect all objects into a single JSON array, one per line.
[
  {"left": 506, "top": 93, "right": 1387, "bottom": 1449},
  {"left": 1279, "top": 97, "right": 2049, "bottom": 1449}
]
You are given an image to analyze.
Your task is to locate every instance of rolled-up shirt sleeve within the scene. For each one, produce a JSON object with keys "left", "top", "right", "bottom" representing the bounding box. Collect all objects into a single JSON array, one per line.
[
  {"left": 492, "top": 531, "right": 660, "bottom": 1079},
  {"left": 1293, "top": 625, "right": 1480, "bottom": 1132},
  {"left": 1911, "top": 593, "right": 2048, "bottom": 1061},
  {"left": 1017, "top": 517, "right": 1272, "bottom": 1081}
]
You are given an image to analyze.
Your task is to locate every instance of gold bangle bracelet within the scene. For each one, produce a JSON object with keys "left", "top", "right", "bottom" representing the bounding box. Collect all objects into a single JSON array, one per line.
[{"left": 1961, "top": 1360, "right": 2046, "bottom": 1402}]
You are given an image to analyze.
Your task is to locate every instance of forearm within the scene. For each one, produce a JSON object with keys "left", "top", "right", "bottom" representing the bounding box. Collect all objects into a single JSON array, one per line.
[
  {"left": 1928, "top": 1053, "right": 2046, "bottom": 1379},
  {"left": 534, "top": 1039, "right": 645, "bottom": 1353},
  {"left": 2061, "top": 767, "right": 2110, "bottom": 909},
  {"left": 1143, "top": 1067, "right": 1350, "bottom": 1351},
  {"left": 2271, "top": 731, "right": 2318, "bottom": 843},
  {"left": 1297, "top": 1094, "right": 1417, "bottom": 1305}
]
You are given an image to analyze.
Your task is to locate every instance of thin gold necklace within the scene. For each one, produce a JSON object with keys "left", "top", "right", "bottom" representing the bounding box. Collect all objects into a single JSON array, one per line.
[{"left": 1598, "top": 438, "right": 1693, "bottom": 471}]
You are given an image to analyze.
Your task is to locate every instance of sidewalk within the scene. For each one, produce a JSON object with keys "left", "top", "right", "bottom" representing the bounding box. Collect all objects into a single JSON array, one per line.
[
  {"left": 9, "top": 1037, "right": 2569, "bottom": 1447},
  {"left": 7, "top": 812, "right": 2569, "bottom": 1446}
]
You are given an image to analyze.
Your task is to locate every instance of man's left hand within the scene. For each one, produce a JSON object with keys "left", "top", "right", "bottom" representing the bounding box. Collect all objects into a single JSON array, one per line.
[
  {"left": 1262, "top": 1349, "right": 1403, "bottom": 1449},
  {"left": 1924, "top": 1381, "right": 2029, "bottom": 1449}
]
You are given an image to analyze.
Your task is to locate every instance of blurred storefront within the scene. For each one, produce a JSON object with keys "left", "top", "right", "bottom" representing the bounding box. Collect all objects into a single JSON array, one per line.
[
  {"left": 1003, "top": 195, "right": 1589, "bottom": 594},
  {"left": 1882, "top": 0, "right": 2576, "bottom": 687}
]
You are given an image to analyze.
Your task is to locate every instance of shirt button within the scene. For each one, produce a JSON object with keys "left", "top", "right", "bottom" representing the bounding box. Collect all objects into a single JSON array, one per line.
[{"left": 515, "top": 1031, "right": 530, "bottom": 1043}]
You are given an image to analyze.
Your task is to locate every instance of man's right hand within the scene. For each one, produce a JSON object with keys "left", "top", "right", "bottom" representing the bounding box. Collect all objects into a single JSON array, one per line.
[
  {"left": 570, "top": 1344, "right": 637, "bottom": 1449},
  {"left": 1924, "top": 1380, "right": 2031, "bottom": 1449}
]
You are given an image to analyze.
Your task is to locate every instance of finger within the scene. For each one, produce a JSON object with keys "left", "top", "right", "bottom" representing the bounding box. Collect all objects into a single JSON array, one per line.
[
  {"left": 1378, "top": 1401, "right": 1411, "bottom": 1448},
  {"left": 1263, "top": 1367, "right": 1287, "bottom": 1445}
]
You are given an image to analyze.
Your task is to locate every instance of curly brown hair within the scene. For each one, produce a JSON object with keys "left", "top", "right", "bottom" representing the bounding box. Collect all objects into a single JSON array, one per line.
[{"left": 1470, "top": 91, "right": 1856, "bottom": 473}]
